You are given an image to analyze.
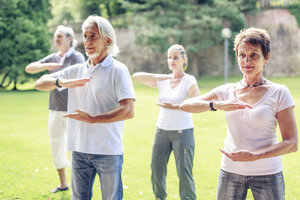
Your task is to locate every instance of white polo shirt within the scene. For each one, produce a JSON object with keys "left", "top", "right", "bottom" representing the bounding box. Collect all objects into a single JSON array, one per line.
[{"left": 50, "top": 54, "right": 136, "bottom": 155}]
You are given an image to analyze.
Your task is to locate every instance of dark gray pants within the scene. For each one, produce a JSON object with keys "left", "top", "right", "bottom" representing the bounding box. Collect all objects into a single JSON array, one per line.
[{"left": 151, "top": 128, "right": 196, "bottom": 200}]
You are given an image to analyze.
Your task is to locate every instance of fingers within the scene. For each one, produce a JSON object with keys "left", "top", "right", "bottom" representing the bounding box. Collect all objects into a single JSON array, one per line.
[{"left": 233, "top": 99, "right": 253, "bottom": 109}]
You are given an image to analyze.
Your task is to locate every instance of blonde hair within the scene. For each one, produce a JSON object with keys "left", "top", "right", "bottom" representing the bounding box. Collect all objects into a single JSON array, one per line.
[
  {"left": 234, "top": 27, "right": 270, "bottom": 59},
  {"left": 168, "top": 44, "right": 188, "bottom": 70},
  {"left": 82, "top": 15, "right": 120, "bottom": 56}
]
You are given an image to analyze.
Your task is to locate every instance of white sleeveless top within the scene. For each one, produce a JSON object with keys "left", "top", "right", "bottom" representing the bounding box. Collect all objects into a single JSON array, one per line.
[
  {"left": 156, "top": 74, "right": 197, "bottom": 130},
  {"left": 213, "top": 83, "right": 294, "bottom": 175}
]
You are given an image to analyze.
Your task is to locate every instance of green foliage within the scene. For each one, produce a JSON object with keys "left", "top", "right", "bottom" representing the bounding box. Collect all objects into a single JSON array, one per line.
[
  {"left": 229, "top": 0, "right": 258, "bottom": 13},
  {"left": 127, "top": 0, "right": 240, "bottom": 52},
  {"left": 79, "top": 0, "right": 127, "bottom": 20},
  {"left": 123, "top": 0, "right": 245, "bottom": 75},
  {"left": 0, "top": 0, "right": 51, "bottom": 90},
  {"left": 288, "top": 4, "right": 300, "bottom": 27}
]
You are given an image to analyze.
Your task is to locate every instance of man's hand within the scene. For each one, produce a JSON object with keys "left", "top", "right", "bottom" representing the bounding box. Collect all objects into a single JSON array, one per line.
[
  {"left": 59, "top": 78, "right": 90, "bottom": 88},
  {"left": 64, "top": 109, "right": 94, "bottom": 123}
]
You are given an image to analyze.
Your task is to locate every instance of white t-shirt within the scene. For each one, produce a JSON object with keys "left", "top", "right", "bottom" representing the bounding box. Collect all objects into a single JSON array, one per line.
[
  {"left": 213, "top": 83, "right": 294, "bottom": 175},
  {"left": 50, "top": 55, "right": 136, "bottom": 155},
  {"left": 156, "top": 74, "right": 197, "bottom": 130}
]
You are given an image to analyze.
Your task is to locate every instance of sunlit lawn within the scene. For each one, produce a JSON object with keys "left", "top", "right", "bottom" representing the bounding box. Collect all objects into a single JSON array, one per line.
[{"left": 0, "top": 76, "right": 299, "bottom": 199}]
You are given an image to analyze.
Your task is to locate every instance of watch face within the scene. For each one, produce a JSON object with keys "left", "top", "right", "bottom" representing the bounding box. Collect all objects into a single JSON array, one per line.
[{"left": 56, "top": 78, "right": 62, "bottom": 88}]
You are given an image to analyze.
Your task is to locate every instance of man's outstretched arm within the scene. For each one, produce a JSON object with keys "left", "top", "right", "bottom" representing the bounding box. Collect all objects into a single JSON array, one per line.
[{"left": 34, "top": 74, "right": 90, "bottom": 91}]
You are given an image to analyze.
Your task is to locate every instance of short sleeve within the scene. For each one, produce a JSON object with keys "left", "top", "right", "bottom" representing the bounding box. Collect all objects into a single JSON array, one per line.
[
  {"left": 74, "top": 53, "right": 85, "bottom": 64},
  {"left": 186, "top": 75, "right": 198, "bottom": 90},
  {"left": 276, "top": 85, "right": 294, "bottom": 112},
  {"left": 40, "top": 53, "right": 55, "bottom": 63},
  {"left": 115, "top": 66, "right": 136, "bottom": 102},
  {"left": 212, "top": 84, "right": 233, "bottom": 101}
]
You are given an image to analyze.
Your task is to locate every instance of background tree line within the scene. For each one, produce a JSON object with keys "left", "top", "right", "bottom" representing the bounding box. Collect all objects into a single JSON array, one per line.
[{"left": 0, "top": 0, "right": 299, "bottom": 90}]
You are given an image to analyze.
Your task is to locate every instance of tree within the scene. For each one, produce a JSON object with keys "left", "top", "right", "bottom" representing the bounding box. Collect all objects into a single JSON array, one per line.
[
  {"left": 123, "top": 0, "right": 245, "bottom": 76},
  {"left": 0, "top": 0, "right": 51, "bottom": 90}
]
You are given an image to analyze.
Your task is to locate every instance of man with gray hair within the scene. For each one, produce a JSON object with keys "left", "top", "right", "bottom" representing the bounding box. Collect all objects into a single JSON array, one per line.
[
  {"left": 26, "top": 25, "right": 85, "bottom": 193},
  {"left": 34, "top": 15, "right": 135, "bottom": 199}
]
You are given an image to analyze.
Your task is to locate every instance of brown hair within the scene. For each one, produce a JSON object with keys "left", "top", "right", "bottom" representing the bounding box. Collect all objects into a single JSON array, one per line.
[{"left": 234, "top": 27, "right": 270, "bottom": 59}]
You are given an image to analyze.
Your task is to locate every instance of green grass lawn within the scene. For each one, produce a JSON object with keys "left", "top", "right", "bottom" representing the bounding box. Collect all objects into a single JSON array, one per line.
[{"left": 0, "top": 76, "right": 299, "bottom": 200}]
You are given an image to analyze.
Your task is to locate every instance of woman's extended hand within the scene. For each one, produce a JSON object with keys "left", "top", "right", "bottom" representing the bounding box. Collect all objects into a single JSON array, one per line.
[
  {"left": 157, "top": 102, "right": 180, "bottom": 110},
  {"left": 216, "top": 99, "right": 253, "bottom": 111},
  {"left": 64, "top": 109, "right": 94, "bottom": 123},
  {"left": 219, "top": 149, "right": 259, "bottom": 162}
]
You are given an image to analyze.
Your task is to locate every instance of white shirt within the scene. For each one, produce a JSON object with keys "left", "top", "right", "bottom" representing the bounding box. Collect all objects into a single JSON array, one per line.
[
  {"left": 51, "top": 55, "right": 136, "bottom": 155},
  {"left": 156, "top": 74, "right": 197, "bottom": 130},
  {"left": 213, "top": 83, "right": 294, "bottom": 175}
]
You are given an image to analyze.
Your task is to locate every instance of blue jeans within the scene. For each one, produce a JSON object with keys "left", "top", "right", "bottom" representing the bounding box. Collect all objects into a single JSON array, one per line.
[
  {"left": 71, "top": 151, "right": 123, "bottom": 200},
  {"left": 151, "top": 128, "right": 196, "bottom": 200},
  {"left": 217, "top": 169, "right": 285, "bottom": 200}
]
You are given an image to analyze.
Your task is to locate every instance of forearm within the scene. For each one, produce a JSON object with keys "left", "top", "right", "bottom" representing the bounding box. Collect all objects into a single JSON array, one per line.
[
  {"left": 34, "top": 75, "right": 58, "bottom": 91},
  {"left": 255, "top": 139, "right": 298, "bottom": 160},
  {"left": 25, "top": 62, "right": 50, "bottom": 74},
  {"left": 92, "top": 103, "right": 134, "bottom": 123},
  {"left": 180, "top": 98, "right": 210, "bottom": 113},
  {"left": 132, "top": 72, "right": 157, "bottom": 87}
]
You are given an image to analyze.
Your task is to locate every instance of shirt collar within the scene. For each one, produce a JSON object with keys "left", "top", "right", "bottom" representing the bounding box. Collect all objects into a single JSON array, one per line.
[
  {"left": 57, "top": 47, "right": 74, "bottom": 58},
  {"left": 86, "top": 54, "right": 113, "bottom": 69}
]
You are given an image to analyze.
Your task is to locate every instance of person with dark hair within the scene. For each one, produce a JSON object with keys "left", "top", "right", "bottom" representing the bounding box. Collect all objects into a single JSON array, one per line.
[
  {"left": 25, "top": 25, "right": 85, "bottom": 193},
  {"left": 33, "top": 16, "right": 135, "bottom": 199},
  {"left": 160, "top": 27, "right": 298, "bottom": 200}
]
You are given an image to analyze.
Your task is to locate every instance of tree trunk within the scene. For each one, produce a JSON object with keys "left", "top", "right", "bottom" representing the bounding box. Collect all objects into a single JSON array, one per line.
[
  {"left": 0, "top": 72, "right": 9, "bottom": 88},
  {"left": 190, "top": 54, "right": 199, "bottom": 77},
  {"left": 0, "top": 73, "right": 12, "bottom": 88},
  {"left": 12, "top": 78, "right": 18, "bottom": 90}
]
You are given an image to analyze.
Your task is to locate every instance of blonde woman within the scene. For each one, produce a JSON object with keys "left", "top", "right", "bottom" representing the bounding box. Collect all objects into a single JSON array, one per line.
[{"left": 133, "top": 44, "right": 199, "bottom": 200}]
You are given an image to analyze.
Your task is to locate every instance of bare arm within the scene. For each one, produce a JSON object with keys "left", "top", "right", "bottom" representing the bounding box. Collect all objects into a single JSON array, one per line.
[
  {"left": 158, "top": 90, "right": 252, "bottom": 112},
  {"left": 64, "top": 98, "right": 135, "bottom": 123},
  {"left": 132, "top": 72, "right": 171, "bottom": 88},
  {"left": 220, "top": 107, "right": 298, "bottom": 162},
  {"left": 25, "top": 61, "right": 63, "bottom": 74},
  {"left": 188, "top": 83, "right": 200, "bottom": 98},
  {"left": 34, "top": 74, "right": 90, "bottom": 91}
]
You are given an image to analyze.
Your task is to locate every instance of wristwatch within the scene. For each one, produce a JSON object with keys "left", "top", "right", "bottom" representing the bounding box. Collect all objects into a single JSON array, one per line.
[
  {"left": 55, "top": 78, "right": 62, "bottom": 88},
  {"left": 209, "top": 100, "right": 217, "bottom": 111}
]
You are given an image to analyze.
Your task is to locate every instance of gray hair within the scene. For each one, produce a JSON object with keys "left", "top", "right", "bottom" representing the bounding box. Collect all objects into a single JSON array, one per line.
[
  {"left": 82, "top": 15, "right": 120, "bottom": 56},
  {"left": 56, "top": 25, "right": 77, "bottom": 47}
]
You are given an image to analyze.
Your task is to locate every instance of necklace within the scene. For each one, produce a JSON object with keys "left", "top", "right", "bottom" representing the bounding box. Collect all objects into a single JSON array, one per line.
[{"left": 240, "top": 79, "right": 267, "bottom": 88}]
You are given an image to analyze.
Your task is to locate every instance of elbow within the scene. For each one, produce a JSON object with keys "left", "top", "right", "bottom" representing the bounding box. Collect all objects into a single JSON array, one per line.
[
  {"left": 34, "top": 80, "right": 42, "bottom": 91},
  {"left": 291, "top": 141, "right": 298, "bottom": 152},
  {"left": 126, "top": 108, "right": 134, "bottom": 119},
  {"left": 132, "top": 73, "right": 138, "bottom": 80},
  {"left": 25, "top": 65, "right": 32, "bottom": 74},
  {"left": 124, "top": 105, "right": 134, "bottom": 119},
  {"left": 34, "top": 75, "right": 48, "bottom": 91},
  {"left": 25, "top": 64, "right": 35, "bottom": 74}
]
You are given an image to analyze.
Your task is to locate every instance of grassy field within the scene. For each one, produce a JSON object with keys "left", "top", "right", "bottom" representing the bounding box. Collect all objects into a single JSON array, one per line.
[{"left": 0, "top": 76, "right": 299, "bottom": 200}]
